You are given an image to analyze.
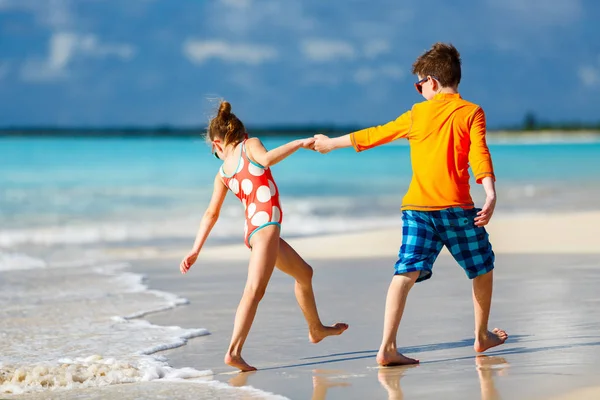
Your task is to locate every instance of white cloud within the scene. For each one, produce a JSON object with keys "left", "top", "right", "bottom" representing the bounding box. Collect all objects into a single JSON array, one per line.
[
  {"left": 578, "top": 65, "right": 600, "bottom": 87},
  {"left": 20, "top": 59, "right": 67, "bottom": 82},
  {"left": 353, "top": 64, "right": 405, "bottom": 85},
  {"left": 20, "top": 32, "right": 135, "bottom": 83},
  {"left": 363, "top": 39, "right": 391, "bottom": 59},
  {"left": 206, "top": 0, "right": 315, "bottom": 37},
  {"left": 220, "top": 0, "right": 251, "bottom": 9},
  {"left": 183, "top": 40, "right": 277, "bottom": 65},
  {"left": 486, "top": 0, "right": 582, "bottom": 26},
  {"left": 353, "top": 68, "right": 376, "bottom": 85},
  {"left": 302, "top": 71, "right": 342, "bottom": 86},
  {"left": 301, "top": 39, "right": 356, "bottom": 62},
  {"left": 0, "top": 0, "right": 75, "bottom": 30},
  {"left": 77, "top": 35, "right": 135, "bottom": 60},
  {"left": 380, "top": 65, "right": 405, "bottom": 80}
]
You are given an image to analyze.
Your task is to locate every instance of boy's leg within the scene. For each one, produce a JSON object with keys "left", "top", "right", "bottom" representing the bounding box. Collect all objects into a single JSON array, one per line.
[
  {"left": 438, "top": 208, "right": 507, "bottom": 352},
  {"left": 225, "top": 226, "right": 280, "bottom": 371},
  {"left": 376, "top": 271, "right": 420, "bottom": 366},
  {"left": 276, "top": 238, "right": 348, "bottom": 343},
  {"left": 377, "top": 210, "right": 443, "bottom": 366},
  {"left": 472, "top": 270, "right": 508, "bottom": 352}
]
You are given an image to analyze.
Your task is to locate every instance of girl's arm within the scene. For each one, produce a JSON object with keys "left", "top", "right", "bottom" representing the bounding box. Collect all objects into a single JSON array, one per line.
[
  {"left": 180, "top": 173, "right": 228, "bottom": 274},
  {"left": 245, "top": 137, "right": 314, "bottom": 168}
]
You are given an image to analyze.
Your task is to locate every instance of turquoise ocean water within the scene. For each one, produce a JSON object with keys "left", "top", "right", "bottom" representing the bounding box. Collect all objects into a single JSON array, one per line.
[{"left": 2, "top": 136, "right": 600, "bottom": 249}]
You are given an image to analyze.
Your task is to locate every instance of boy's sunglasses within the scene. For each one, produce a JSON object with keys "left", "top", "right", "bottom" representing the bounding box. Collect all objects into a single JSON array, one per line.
[{"left": 414, "top": 75, "right": 439, "bottom": 94}]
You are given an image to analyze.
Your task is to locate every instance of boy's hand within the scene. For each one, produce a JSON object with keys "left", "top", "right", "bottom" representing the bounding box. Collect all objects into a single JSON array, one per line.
[
  {"left": 474, "top": 195, "right": 496, "bottom": 227},
  {"left": 180, "top": 250, "right": 199, "bottom": 274},
  {"left": 313, "top": 134, "right": 332, "bottom": 154}
]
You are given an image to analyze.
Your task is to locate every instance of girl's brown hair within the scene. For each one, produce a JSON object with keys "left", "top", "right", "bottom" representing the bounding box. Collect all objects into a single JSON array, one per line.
[{"left": 207, "top": 101, "right": 246, "bottom": 146}]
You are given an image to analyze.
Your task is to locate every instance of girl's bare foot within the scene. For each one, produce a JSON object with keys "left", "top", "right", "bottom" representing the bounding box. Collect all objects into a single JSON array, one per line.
[
  {"left": 474, "top": 328, "right": 508, "bottom": 353},
  {"left": 376, "top": 351, "right": 419, "bottom": 367},
  {"left": 225, "top": 353, "right": 257, "bottom": 372},
  {"left": 309, "top": 323, "right": 349, "bottom": 343}
]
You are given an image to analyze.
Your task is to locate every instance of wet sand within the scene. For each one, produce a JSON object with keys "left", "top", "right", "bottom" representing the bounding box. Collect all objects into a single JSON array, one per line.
[{"left": 135, "top": 249, "right": 600, "bottom": 399}]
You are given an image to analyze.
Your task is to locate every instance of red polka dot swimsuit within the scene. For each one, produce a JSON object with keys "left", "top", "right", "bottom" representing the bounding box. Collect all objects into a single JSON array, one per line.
[{"left": 220, "top": 139, "right": 282, "bottom": 248}]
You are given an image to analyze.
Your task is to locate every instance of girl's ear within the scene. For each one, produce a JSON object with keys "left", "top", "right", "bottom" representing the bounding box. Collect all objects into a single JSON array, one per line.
[{"left": 212, "top": 139, "right": 223, "bottom": 151}]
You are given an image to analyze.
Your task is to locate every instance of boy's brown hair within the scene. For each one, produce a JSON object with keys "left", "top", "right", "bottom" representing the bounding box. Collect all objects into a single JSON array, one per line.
[{"left": 412, "top": 43, "right": 462, "bottom": 88}]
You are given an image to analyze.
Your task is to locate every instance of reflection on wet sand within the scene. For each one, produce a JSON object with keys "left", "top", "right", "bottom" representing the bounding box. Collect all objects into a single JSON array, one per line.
[
  {"left": 228, "top": 370, "right": 257, "bottom": 388},
  {"left": 375, "top": 357, "right": 509, "bottom": 400},
  {"left": 377, "top": 365, "right": 418, "bottom": 400},
  {"left": 476, "top": 356, "right": 509, "bottom": 400},
  {"left": 311, "top": 369, "right": 352, "bottom": 400},
  {"left": 227, "top": 369, "right": 352, "bottom": 400}
]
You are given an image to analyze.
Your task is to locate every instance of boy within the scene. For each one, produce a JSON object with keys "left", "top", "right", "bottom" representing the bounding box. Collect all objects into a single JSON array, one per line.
[{"left": 313, "top": 43, "right": 507, "bottom": 366}]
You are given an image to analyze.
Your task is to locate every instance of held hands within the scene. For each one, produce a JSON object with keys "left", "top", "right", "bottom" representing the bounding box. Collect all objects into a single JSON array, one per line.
[
  {"left": 297, "top": 137, "right": 316, "bottom": 150},
  {"left": 180, "top": 250, "right": 199, "bottom": 274},
  {"left": 313, "top": 134, "right": 332, "bottom": 154},
  {"left": 474, "top": 195, "right": 496, "bottom": 227}
]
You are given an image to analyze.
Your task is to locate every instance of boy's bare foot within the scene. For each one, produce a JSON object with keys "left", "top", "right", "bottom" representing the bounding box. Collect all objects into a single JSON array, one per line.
[
  {"left": 474, "top": 328, "right": 508, "bottom": 353},
  {"left": 225, "top": 353, "right": 257, "bottom": 372},
  {"left": 309, "top": 323, "right": 349, "bottom": 344},
  {"left": 376, "top": 351, "right": 419, "bottom": 367}
]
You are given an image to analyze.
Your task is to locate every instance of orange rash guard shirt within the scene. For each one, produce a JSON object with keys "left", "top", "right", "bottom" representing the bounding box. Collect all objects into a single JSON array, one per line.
[{"left": 350, "top": 93, "right": 495, "bottom": 211}]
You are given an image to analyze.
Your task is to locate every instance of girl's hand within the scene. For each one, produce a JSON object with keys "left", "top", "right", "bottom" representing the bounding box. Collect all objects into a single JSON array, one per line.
[
  {"left": 180, "top": 250, "right": 199, "bottom": 274},
  {"left": 299, "top": 138, "right": 316, "bottom": 150}
]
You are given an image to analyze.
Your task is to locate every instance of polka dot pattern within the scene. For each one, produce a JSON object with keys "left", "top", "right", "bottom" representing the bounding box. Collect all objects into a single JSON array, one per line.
[
  {"left": 268, "top": 180, "right": 277, "bottom": 196},
  {"left": 251, "top": 211, "right": 270, "bottom": 227},
  {"left": 256, "top": 185, "right": 271, "bottom": 203},
  {"left": 229, "top": 178, "right": 239, "bottom": 194},
  {"left": 247, "top": 203, "right": 257, "bottom": 218},
  {"left": 271, "top": 206, "right": 281, "bottom": 223},
  {"left": 248, "top": 162, "right": 265, "bottom": 177},
  {"left": 219, "top": 140, "right": 283, "bottom": 248},
  {"left": 241, "top": 179, "right": 253, "bottom": 195}
]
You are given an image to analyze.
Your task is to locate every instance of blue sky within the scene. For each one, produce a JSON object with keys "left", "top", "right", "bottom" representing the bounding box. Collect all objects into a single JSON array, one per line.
[{"left": 0, "top": 0, "right": 599, "bottom": 128}]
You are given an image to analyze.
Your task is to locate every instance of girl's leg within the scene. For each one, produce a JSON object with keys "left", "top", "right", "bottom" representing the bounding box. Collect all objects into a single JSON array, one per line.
[
  {"left": 225, "top": 226, "right": 280, "bottom": 371},
  {"left": 276, "top": 238, "right": 348, "bottom": 343}
]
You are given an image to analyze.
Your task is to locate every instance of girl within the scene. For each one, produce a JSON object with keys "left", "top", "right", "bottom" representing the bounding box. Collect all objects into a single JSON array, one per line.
[{"left": 180, "top": 101, "right": 348, "bottom": 372}]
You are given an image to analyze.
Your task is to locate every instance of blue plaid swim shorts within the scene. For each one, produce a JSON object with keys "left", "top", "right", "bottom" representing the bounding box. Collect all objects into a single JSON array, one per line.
[{"left": 394, "top": 207, "right": 495, "bottom": 282}]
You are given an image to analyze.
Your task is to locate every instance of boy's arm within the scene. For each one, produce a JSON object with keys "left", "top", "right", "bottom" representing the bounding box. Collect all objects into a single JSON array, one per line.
[
  {"left": 474, "top": 176, "right": 496, "bottom": 227},
  {"left": 313, "top": 111, "right": 412, "bottom": 154},
  {"left": 468, "top": 108, "right": 495, "bottom": 183},
  {"left": 180, "top": 173, "right": 228, "bottom": 274},
  {"left": 469, "top": 108, "right": 496, "bottom": 227},
  {"left": 245, "top": 137, "right": 314, "bottom": 167}
]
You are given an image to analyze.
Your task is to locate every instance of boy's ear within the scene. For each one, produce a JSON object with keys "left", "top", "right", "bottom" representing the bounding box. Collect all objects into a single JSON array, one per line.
[{"left": 430, "top": 76, "right": 440, "bottom": 92}]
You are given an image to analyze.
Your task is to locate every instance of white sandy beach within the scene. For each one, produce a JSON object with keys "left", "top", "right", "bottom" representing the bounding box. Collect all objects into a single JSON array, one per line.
[{"left": 106, "top": 210, "right": 600, "bottom": 262}]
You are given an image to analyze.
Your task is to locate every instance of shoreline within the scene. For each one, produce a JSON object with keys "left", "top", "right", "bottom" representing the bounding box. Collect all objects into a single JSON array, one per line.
[{"left": 102, "top": 210, "right": 600, "bottom": 264}]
